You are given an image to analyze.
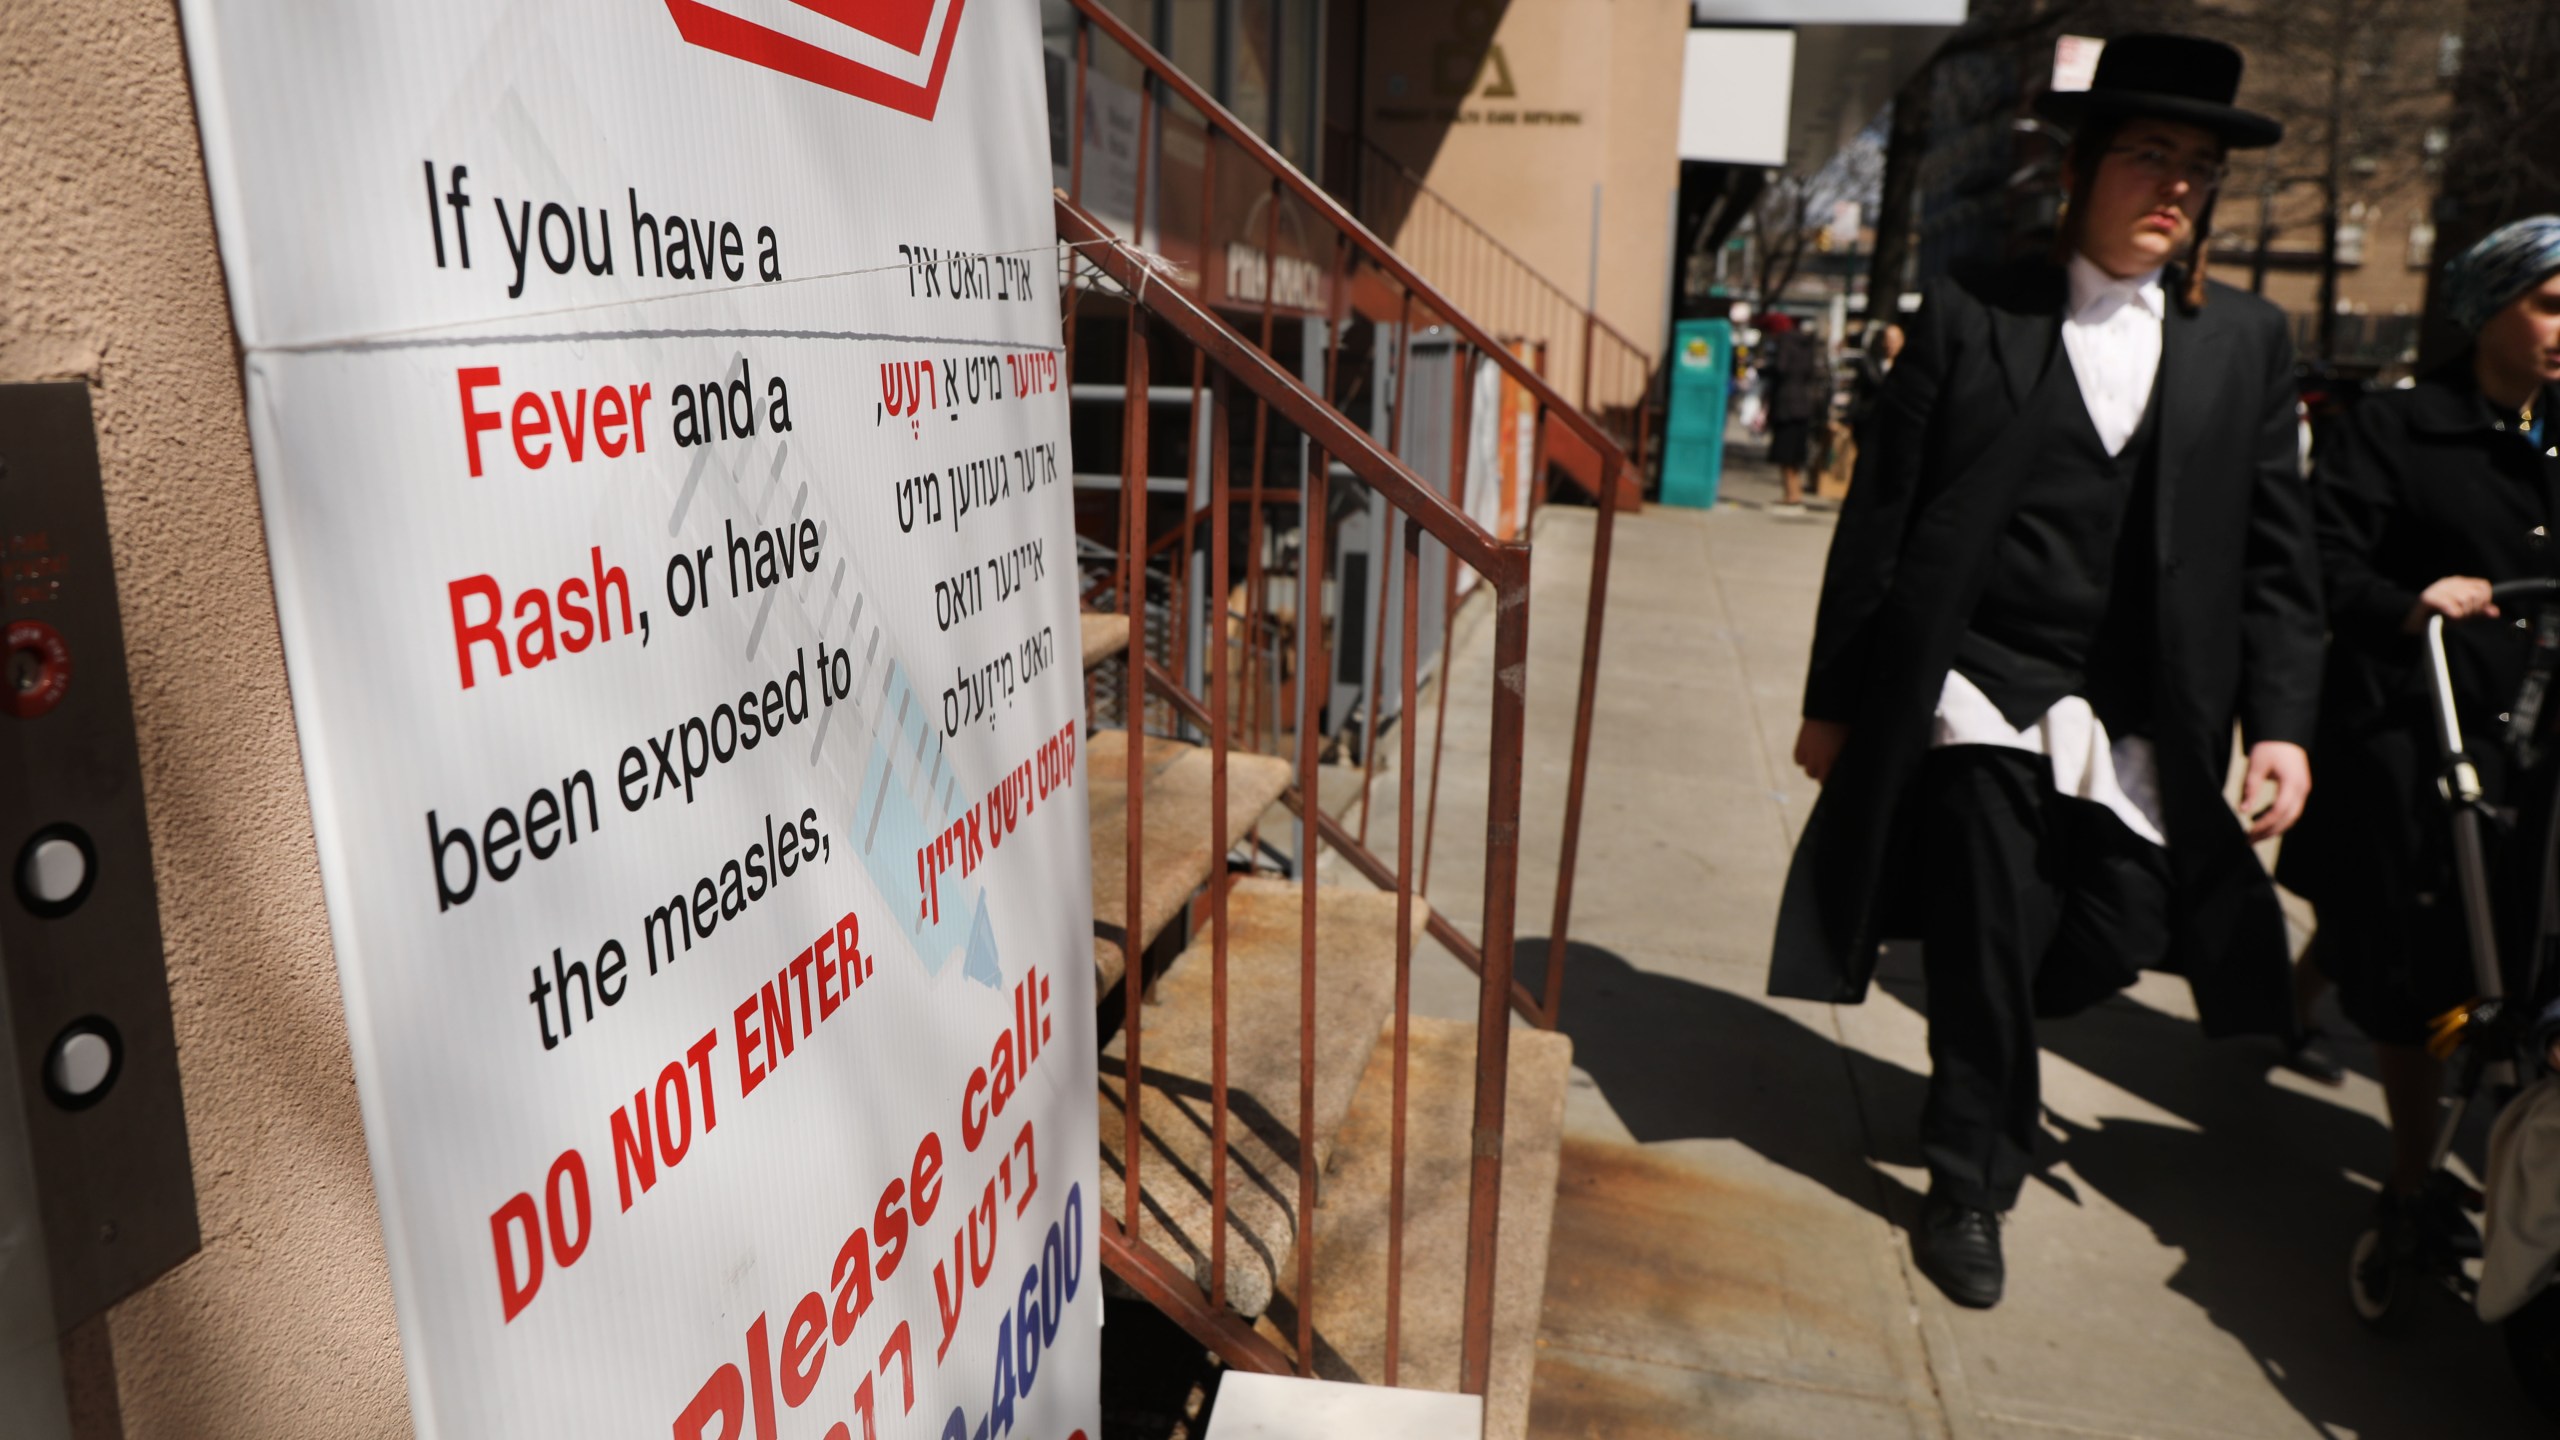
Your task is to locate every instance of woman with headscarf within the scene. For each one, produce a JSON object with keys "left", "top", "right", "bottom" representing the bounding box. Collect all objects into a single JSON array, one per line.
[{"left": 2279, "top": 216, "right": 2560, "bottom": 1248}]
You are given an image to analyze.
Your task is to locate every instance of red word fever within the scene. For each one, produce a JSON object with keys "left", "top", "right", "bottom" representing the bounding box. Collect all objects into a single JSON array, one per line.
[{"left": 457, "top": 365, "right": 651, "bottom": 477}]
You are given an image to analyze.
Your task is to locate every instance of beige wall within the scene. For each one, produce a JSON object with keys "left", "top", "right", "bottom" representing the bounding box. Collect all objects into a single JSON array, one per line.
[
  {"left": 1598, "top": 1, "right": 1687, "bottom": 347},
  {"left": 2205, "top": 189, "right": 2439, "bottom": 343},
  {"left": 3, "top": 2, "right": 407, "bottom": 1435},
  {"left": 2184, "top": 5, "right": 2452, "bottom": 363},
  {"left": 1361, "top": 0, "right": 1687, "bottom": 365}
]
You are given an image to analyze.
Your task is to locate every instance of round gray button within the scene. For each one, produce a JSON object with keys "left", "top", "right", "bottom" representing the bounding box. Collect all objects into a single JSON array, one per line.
[
  {"left": 23, "top": 837, "right": 86, "bottom": 905},
  {"left": 49, "top": 1030, "right": 114, "bottom": 1100}
]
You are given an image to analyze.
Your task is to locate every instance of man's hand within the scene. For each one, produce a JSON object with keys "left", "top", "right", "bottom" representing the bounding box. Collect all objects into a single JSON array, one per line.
[
  {"left": 2241, "top": 739, "right": 2311, "bottom": 841},
  {"left": 1795, "top": 719, "right": 1850, "bottom": 783},
  {"left": 2405, "top": 575, "right": 2498, "bottom": 633}
]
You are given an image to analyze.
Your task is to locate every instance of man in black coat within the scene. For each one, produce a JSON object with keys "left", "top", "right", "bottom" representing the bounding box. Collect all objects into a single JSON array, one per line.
[
  {"left": 1766, "top": 316, "right": 1831, "bottom": 510},
  {"left": 1770, "top": 35, "right": 2325, "bottom": 1309}
]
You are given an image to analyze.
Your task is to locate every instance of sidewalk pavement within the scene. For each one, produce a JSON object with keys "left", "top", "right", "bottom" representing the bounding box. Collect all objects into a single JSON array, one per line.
[{"left": 1392, "top": 448, "right": 2545, "bottom": 1438}]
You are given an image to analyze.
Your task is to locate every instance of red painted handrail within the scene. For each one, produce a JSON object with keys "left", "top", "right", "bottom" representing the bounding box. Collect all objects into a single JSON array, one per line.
[
  {"left": 1065, "top": 0, "right": 1637, "bottom": 505},
  {"left": 1058, "top": 196, "right": 1524, "bottom": 587}
]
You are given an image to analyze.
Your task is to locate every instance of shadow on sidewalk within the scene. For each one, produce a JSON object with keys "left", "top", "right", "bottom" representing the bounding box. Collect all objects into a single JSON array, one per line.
[
  {"left": 1518, "top": 938, "right": 1929, "bottom": 1223},
  {"left": 2021, "top": 991, "right": 2544, "bottom": 1439},
  {"left": 1522, "top": 936, "right": 2546, "bottom": 1436}
]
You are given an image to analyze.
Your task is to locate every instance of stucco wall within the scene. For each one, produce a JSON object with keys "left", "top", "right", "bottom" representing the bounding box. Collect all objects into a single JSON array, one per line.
[
  {"left": 1359, "top": 0, "right": 1686, "bottom": 406},
  {"left": 2, "top": 2, "right": 408, "bottom": 1434},
  {"left": 1598, "top": 0, "right": 1686, "bottom": 347},
  {"left": 1363, "top": 0, "right": 1684, "bottom": 340}
]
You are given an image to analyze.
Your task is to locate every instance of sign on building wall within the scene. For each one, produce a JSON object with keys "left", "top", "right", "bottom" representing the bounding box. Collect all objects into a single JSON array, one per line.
[
  {"left": 1678, "top": 28, "right": 1796, "bottom": 166},
  {"left": 2051, "top": 35, "right": 2107, "bottom": 93},
  {"left": 175, "top": 3, "right": 1098, "bottom": 1437}
]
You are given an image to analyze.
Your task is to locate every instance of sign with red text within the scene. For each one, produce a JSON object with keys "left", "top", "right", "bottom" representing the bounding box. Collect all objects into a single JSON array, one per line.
[{"left": 175, "top": 3, "right": 1098, "bottom": 1437}]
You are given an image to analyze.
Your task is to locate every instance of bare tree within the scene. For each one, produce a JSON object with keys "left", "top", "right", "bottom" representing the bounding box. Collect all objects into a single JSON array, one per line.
[
  {"left": 1861, "top": 0, "right": 2110, "bottom": 341},
  {"left": 2201, "top": 0, "right": 2452, "bottom": 362},
  {"left": 1863, "top": 69, "right": 1934, "bottom": 338},
  {"left": 2420, "top": 0, "right": 2560, "bottom": 363},
  {"left": 2437, "top": 0, "right": 2560, "bottom": 222},
  {"left": 1812, "top": 118, "right": 1891, "bottom": 245},
  {"left": 1743, "top": 172, "right": 1818, "bottom": 313}
]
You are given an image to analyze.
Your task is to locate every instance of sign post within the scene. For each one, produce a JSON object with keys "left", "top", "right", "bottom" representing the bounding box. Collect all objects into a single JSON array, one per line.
[{"left": 174, "top": 3, "right": 1099, "bottom": 1435}]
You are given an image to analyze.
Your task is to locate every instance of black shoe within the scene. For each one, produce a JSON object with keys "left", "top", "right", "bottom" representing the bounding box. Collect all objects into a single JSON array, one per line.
[
  {"left": 2387, "top": 1174, "right": 2485, "bottom": 1263},
  {"left": 1915, "top": 1193, "right": 2005, "bottom": 1309},
  {"left": 2366, "top": 1183, "right": 2479, "bottom": 1288},
  {"left": 2283, "top": 1027, "right": 2347, "bottom": 1086}
]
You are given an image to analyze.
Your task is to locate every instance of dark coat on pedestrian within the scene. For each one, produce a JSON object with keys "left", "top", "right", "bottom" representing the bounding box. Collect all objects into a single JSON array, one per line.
[
  {"left": 1768, "top": 329, "right": 1831, "bottom": 425},
  {"left": 1769, "top": 258, "right": 2323, "bottom": 1038},
  {"left": 1844, "top": 350, "right": 1892, "bottom": 435},
  {"left": 2276, "top": 370, "right": 2560, "bottom": 1037}
]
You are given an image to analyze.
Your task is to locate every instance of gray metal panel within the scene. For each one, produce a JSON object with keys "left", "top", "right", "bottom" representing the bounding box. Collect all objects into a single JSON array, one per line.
[
  {"left": 0, "top": 974, "right": 73, "bottom": 1439},
  {"left": 1329, "top": 335, "right": 1457, "bottom": 751},
  {"left": 0, "top": 383, "right": 200, "bottom": 1332}
]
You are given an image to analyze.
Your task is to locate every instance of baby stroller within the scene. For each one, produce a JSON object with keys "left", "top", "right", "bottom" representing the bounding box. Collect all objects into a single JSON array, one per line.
[{"left": 2348, "top": 578, "right": 2560, "bottom": 1414}]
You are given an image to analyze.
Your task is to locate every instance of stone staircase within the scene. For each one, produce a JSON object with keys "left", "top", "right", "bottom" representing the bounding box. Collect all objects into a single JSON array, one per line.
[
  {"left": 1079, "top": 612, "right": 1130, "bottom": 670},
  {"left": 1085, "top": 731, "right": 1291, "bottom": 996},
  {"left": 1076, "top": 613, "right": 1570, "bottom": 1440}
]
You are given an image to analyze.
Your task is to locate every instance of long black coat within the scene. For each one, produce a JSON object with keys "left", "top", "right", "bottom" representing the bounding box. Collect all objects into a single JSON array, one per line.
[
  {"left": 1844, "top": 352, "right": 1891, "bottom": 434},
  {"left": 1768, "top": 331, "right": 1831, "bottom": 425},
  {"left": 1769, "top": 260, "right": 2323, "bottom": 1038},
  {"left": 2277, "top": 370, "right": 2560, "bottom": 917}
]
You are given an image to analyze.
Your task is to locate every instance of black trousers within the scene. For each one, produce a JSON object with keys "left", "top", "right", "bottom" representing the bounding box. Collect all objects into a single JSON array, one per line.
[{"left": 1914, "top": 746, "right": 2173, "bottom": 1211}]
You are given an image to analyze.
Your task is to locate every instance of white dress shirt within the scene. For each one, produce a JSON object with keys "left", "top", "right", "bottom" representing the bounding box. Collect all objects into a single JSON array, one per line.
[
  {"left": 2060, "top": 253, "right": 2166, "bottom": 456},
  {"left": 1928, "top": 253, "right": 2171, "bottom": 847}
]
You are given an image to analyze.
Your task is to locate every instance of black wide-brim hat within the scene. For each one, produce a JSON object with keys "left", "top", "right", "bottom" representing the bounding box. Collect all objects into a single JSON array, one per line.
[{"left": 2034, "top": 33, "right": 2284, "bottom": 150}]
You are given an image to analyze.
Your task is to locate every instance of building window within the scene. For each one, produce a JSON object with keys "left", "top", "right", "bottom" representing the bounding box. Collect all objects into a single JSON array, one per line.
[{"left": 2409, "top": 219, "right": 2436, "bottom": 270}]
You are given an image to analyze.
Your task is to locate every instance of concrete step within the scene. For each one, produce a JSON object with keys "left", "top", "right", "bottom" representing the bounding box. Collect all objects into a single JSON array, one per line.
[
  {"left": 1086, "top": 732, "right": 1294, "bottom": 995},
  {"left": 1271, "top": 1017, "right": 1573, "bottom": 1440},
  {"left": 1097, "top": 878, "right": 1424, "bottom": 1319},
  {"left": 1081, "top": 612, "right": 1131, "bottom": 669},
  {"left": 1207, "top": 1373, "right": 1483, "bottom": 1438},
  {"left": 1234, "top": 733, "right": 1370, "bottom": 823}
]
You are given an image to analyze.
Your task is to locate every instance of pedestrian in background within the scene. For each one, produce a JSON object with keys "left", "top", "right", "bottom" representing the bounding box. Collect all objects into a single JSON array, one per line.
[
  {"left": 1846, "top": 323, "right": 1905, "bottom": 453},
  {"left": 1766, "top": 313, "right": 1829, "bottom": 513},
  {"left": 1771, "top": 34, "right": 2320, "bottom": 1310},
  {"left": 1734, "top": 323, "right": 1767, "bottom": 438},
  {"left": 1831, "top": 323, "right": 1906, "bottom": 498},
  {"left": 2277, "top": 216, "right": 2560, "bottom": 1254}
]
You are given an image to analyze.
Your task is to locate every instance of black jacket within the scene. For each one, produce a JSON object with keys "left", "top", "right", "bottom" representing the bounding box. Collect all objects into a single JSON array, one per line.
[
  {"left": 2277, "top": 369, "right": 2560, "bottom": 910},
  {"left": 1769, "top": 259, "right": 2322, "bottom": 1037},
  {"left": 1844, "top": 352, "right": 1892, "bottom": 433},
  {"left": 1768, "top": 331, "right": 1831, "bottom": 424}
]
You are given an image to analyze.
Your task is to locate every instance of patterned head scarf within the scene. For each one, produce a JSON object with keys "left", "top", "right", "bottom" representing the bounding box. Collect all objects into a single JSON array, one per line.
[{"left": 2443, "top": 216, "right": 2560, "bottom": 335}]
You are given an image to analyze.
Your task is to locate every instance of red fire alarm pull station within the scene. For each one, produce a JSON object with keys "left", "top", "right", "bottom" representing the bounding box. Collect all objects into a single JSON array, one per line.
[
  {"left": 5, "top": 619, "right": 72, "bottom": 719},
  {"left": 0, "top": 382, "right": 200, "bottom": 1337}
]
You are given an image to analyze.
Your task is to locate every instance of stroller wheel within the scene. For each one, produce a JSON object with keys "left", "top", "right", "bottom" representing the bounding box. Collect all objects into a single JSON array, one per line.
[{"left": 2349, "top": 1226, "right": 2420, "bottom": 1334}]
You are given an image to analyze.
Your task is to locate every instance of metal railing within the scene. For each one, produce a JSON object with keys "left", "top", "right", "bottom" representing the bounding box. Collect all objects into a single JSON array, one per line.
[
  {"left": 1056, "top": 0, "right": 1624, "bottom": 1031},
  {"left": 1339, "top": 134, "right": 1659, "bottom": 472},
  {"left": 1060, "top": 193, "right": 1533, "bottom": 1393}
]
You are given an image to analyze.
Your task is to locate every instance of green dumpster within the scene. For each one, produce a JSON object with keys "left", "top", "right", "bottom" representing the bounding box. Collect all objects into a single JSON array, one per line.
[{"left": 1661, "top": 318, "right": 1733, "bottom": 509}]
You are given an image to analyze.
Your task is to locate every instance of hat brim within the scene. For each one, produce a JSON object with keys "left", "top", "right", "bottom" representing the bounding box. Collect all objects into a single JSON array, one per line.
[{"left": 2035, "top": 88, "right": 2284, "bottom": 150}]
